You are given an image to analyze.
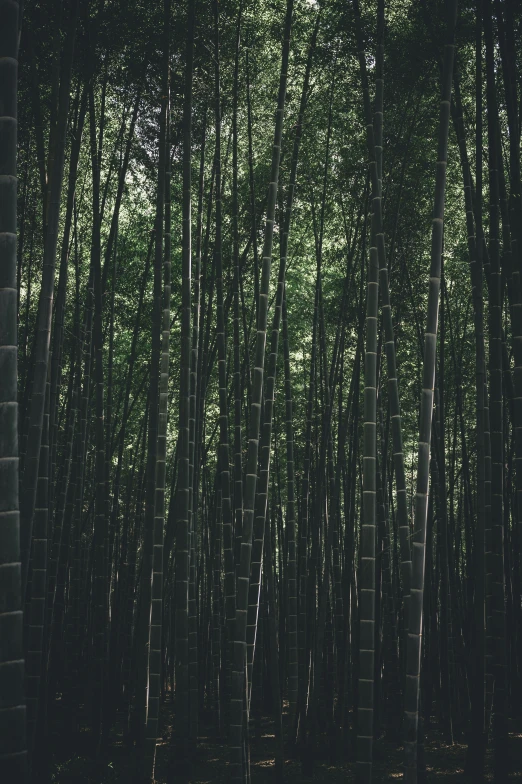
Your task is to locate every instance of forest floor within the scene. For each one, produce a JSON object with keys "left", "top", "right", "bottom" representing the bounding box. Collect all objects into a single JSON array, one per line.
[{"left": 47, "top": 700, "right": 522, "bottom": 783}]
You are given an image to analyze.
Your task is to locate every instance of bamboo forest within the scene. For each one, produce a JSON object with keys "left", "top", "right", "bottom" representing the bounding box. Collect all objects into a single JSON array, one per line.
[{"left": 4, "top": 0, "right": 522, "bottom": 781}]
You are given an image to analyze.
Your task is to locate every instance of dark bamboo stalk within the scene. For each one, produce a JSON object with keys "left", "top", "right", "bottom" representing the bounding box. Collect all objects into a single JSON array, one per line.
[
  {"left": 403, "top": 2, "right": 458, "bottom": 779},
  {"left": 0, "top": 1, "right": 28, "bottom": 776}
]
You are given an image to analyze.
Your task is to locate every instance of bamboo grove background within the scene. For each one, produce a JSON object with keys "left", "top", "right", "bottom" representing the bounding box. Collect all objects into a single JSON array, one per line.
[{"left": 1, "top": 0, "right": 522, "bottom": 782}]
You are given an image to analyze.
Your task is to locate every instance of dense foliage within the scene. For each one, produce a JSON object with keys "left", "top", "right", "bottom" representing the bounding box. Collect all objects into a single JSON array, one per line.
[{"left": 1, "top": 0, "right": 522, "bottom": 781}]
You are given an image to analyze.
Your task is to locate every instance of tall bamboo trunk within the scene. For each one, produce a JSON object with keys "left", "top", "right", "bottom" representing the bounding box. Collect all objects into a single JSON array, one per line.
[
  {"left": 403, "top": 1, "right": 458, "bottom": 779},
  {"left": 230, "top": 1, "right": 293, "bottom": 779},
  {"left": 20, "top": 0, "right": 79, "bottom": 596},
  {"left": 89, "top": 84, "right": 108, "bottom": 757},
  {"left": 0, "top": 1, "right": 28, "bottom": 772},
  {"left": 484, "top": 1, "right": 508, "bottom": 777},
  {"left": 173, "top": 0, "right": 195, "bottom": 776}
]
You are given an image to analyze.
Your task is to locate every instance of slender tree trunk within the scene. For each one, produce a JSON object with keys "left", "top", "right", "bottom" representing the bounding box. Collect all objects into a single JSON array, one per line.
[
  {"left": 0, "top": 4, "right": 28, "bottom": 776},
  {"left": 230, "top": 1, "right": 293, "bottom": 779},
  {"left": 20, "top": 0, "right": 79, "bottom": 596},
  {"left": 484, "top": 2, "right": 508, "bottom": 777},
  {"left": 173, "top": 0, "right": 195, "bottom": 776},
  {"left": 89, "top": 84, "right": 108, "bottom": 757},
  {"left": 403, "top": 2, "right": 458, "bottom": 779}
]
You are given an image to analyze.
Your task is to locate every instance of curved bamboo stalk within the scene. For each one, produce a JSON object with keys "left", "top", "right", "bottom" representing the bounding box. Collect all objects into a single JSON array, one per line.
[
  {"left": 20, "top": 0, "right": 79, "bottom": 596},
  {"left": 403, "top": 1, "right": 458, "bottom": 779},
  {"left": 245, "top": 6, "right": 320, "bottom": 715},
  {"left": 230, "top": 1, "right": 293, "bottom": 778},
  {"left": 449, "top": 20, "right": 487, "bottom": 769}
]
